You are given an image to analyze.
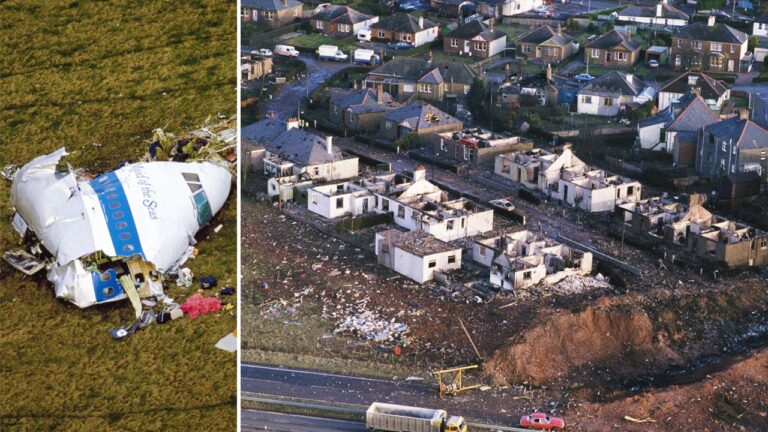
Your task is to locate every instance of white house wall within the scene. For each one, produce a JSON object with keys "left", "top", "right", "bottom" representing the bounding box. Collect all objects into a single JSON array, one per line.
[
  {"left": 414, "top": 27, "right": 439, "bottom": 47},
  {"left": 488, "top": 37, "right": 507, "bottom": 57}
]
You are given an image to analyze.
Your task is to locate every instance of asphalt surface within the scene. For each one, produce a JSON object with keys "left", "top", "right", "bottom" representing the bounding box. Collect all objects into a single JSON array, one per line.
[
  {"left": 241, "top": 363, "right": 539, "bottom": 426},
  {"left": 242, "top": 51, "right": 349, "bottom": 142},
  {"left": 242, "top": 410, "right": 365, "bottom": 432}
]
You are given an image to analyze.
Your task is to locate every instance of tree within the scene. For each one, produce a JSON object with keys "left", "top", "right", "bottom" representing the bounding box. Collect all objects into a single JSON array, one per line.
[
  {"left": 749, "top": 36, "right": 759, "bottom": 52},
  {"left": 466, "top": 78, "right": 487, "bottom": 117}
]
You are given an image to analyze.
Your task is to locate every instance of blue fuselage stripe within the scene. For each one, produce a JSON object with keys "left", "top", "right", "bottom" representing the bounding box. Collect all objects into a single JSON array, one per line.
[{"left": 91, "top": 171, "right": 145, "bottom": 259}]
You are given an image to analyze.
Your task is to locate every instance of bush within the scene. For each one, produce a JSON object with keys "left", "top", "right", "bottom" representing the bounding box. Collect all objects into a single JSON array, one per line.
[{"left": 394, "top": 133, "right": 423, "bottom": 151}]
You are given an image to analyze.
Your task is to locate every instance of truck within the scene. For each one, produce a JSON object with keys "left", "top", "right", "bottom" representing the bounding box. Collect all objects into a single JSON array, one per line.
[
  {"left": 365, "top": 402, "right": 468, "bottom": 432},
  {"left": 352, "top": 48, "right": 380, "bottom": 66},
  {"left": 316, "top": 44, "right": 348, "bottom": 62}
]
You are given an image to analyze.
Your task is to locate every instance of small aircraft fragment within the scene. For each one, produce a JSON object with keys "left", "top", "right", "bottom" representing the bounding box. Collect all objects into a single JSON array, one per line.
[{"left": 5, "top": 125, "right": 233, "bottom": 316}]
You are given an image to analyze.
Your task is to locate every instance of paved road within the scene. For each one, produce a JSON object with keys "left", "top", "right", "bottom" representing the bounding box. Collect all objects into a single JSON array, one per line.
[
  {"left": 242, "top": 52, "right": 348, "bottom": 141},
  {"left": 242, "top": 410, "right": 365, "bottom": 432},
  {"left": 241, "top": 363, "right": 541, "bottom": 426}
]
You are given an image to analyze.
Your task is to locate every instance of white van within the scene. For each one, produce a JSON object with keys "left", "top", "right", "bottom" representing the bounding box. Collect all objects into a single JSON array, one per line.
[
  {"left": 274, "top": 44, "right": 300, "bottom": 57},
  {"left": 357, "top": 29, "right": 371, "bottom": 42}
]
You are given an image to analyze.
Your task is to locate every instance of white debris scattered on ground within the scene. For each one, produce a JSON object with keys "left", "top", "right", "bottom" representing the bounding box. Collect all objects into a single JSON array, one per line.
[
  {"left": 322, "top": 297, "right": 408, "bottom": 343},
  {"left": 550, "top": 274, "right": 611, "bottom": 295}
]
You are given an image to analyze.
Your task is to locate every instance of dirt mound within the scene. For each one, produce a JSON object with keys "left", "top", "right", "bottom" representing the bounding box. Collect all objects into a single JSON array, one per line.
[
  {"left": 485, "top": 300, "right": 681, "bottom": 386},
  {"left": 573, "top": 347, "right": 768, "bottom": 431}
]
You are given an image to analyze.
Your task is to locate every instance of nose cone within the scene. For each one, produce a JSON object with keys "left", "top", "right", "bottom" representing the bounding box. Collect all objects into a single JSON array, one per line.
[{"left": 196, "top": 161, "right": 232, "bottom": 217}]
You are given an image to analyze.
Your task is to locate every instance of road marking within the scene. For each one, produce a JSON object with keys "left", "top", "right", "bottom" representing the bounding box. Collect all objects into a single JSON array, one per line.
[{"left": 241, "top": 363, "right": 404, "bottom": 385}]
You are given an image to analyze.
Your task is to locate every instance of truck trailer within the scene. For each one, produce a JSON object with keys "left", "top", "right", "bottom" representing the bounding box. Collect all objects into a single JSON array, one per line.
[
  {"left": 366, "top": 402, "right": 468, "bottom": 432},
  {"left": 352, "top": 48, "right": 380, "bottom": 66}
]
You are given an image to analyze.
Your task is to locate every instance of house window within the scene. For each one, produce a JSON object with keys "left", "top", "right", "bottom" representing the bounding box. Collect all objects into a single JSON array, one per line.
[
  {"left": 382, "top": 198, "right": 389, "bottom": 211},
  {"left": 464, "top": 85, "right": 470, "bottom": 94},
  {"left": 722, "top": 142, "right": 727, "bottom": 152},
  {"left": 385, "top": 121, "right": 392, "bottom": 129},
  {"left": 402, "top": 33, "right": 412, "bottom": 42},
  {"left": 241, "top": 7, "right": 248, "bottom": 16},
  {"left": 710, "top": 55, "right": 722, "bottom": 69},
  {"left": 676, "top": 39, "right": 682, "bottom": 48},
  {"left": 316, "top": 21, "right": 323, "bottom": 29},
  {"left": 479, "top": 246, "right": 486, "bottom": 256},
  {"left": 582, "top": 95, "right": 592, "bottom": 104},
  {"left": 450, "top": 38, "right": 458, "bottom": 48},
  {"left": 447, "top": 220, "right": 454, "bottom": 230},
  {"left": 266, "top": 11, "right": 274, "bottom": 20},
  {"left": 338, "top": 24, "right": 350, "bottom": 33},
  {"left": 428, "top": 260, "right": 436, "bottom": 268},
  {"left": 440, "top": 139, "right": 447, "bottom": 151},
  {"left": 448, "top": 255, "right": 457, "bottom": 264},
  {"left": 313, "top": 167, "right": 320, "bottom": 176},
  {"left": 397, "top": 205, "right": 405, "bottom": 218},
  {"left": 474, "top": 41, "right": 487, "bottom": 51},
  {"left": 378, "top": 29, "right": 385, "bottom": 38},
  {"left": 336, "top": 197, "right": 343, "bottom": 209},
  {"left": 730, "top": 44, "right": 735, "bottom": 53},
  {"left": 615, "top": 51, "right": 627, "bottom": 61},
  {"left": 692, "top": 41, "right": 702, "bottom": 50},
  {"left": 419, "top": 84, "right": 432, "bottom": 93},
  {"left": 604, "top": 98, "right": 613, "bottom": 106},
  {"left": 591, "top": 49, "right": 599, "bottom": 58},
  {"left": 463, "top": 146, "right": 470, "bottom": 160},
  {"left": 675, "top": 55, "right": 681, "bottom": 67},
  {"left": 711, "top": 42, "right": 722, "bottom": 52},
  {"left": 521, "top": 44, "right": 531, "bottom": 53},
  {"left": 311, "top": 194, "right": 318, "bottom": 205}
]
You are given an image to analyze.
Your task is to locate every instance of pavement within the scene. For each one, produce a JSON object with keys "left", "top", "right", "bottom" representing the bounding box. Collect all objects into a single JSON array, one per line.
[
  {"left": 242, "top": 410, "right": 365, "bottom": 432},
  {"left": 240, "top": 363, "right": 545, "bottom": 426},
  {"left": 242, "top": 51, "right": 348, "bottom": 142}
]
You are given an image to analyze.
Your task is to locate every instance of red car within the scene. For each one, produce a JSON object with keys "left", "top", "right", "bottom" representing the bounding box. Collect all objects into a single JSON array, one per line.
[{"left": 520, "top": 412, "right": 565, "bottom": 430}]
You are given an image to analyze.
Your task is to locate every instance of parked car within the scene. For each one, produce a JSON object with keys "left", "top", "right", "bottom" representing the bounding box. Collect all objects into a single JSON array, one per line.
[
  {"left": 489, "top": 198, "right": 515, "bottom": 212},
  {"left": 533, "top": 5, "right": 548, "bottom": 13},
  {"left": 388, "top": 41, "right": 414, "bottom": 50},
  {"left": 250, "top": 48, "right": 272, "bottom": 58},
  {"left": 274, "top": 44, "right": 300, "bottom": 57},
  {"left": 648, "top": 59, "right": 659, "bottom": 68},
  {"left": 574, "top": 73, "right": 595, "bottom": 82},
  {"left": 520, "top": 413, "right": 565, "bottom": 430}
]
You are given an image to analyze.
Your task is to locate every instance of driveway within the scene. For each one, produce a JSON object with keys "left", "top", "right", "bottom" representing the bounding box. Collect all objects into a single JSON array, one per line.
[{"left": 242, "top": 51, "right": 349, "bottom": 141}]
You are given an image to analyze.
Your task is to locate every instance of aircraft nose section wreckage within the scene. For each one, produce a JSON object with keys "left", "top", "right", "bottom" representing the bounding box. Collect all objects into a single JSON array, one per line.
[{"left": 7, "top": 147, "right": 232, "bottom": 311}]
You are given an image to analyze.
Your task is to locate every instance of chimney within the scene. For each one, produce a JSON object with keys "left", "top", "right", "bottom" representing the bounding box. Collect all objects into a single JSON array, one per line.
[
  {"left": 353, "top": 80, "right": 358, "bottom": 90},
  {"left": 626, "top": 27, "right": 632, "bottom": 40},
  {"left": 656, "top": 3, "right": 662, "bottom": 17},
  {"left": 419, "top": 16, "right": 424, "bottom": 29},
  {"left": 708, "top": 15, "right": 716, "bottom": 27},
  {"left": 489, "top": 19, "right": 494, "bottom": 31},
  {"left": 427, "top": 50, "right": 433, "bottom": 63},
  {"left": 557, "top": 23, "right": 562, "bottom": 35},
  {"left": 739, "top": 108, "right": 750, "bottom": 120},
  {"left": 546, "top": 63, "right": 553, "bottom": 82},
  {"left": 413, "top": 165, "right": 427, "bottom": 181},
  {"left": 326, "top": 136, "right": 333, "bottom": 154},
  {"left": 377, "top": 83, "right": 384, "bottom": 104},
  {"left": 286, "top": 117, "right": 300, "bottom": 130},
  {"left": 625, "top": 73, "right": 633, "bottom": 84}
]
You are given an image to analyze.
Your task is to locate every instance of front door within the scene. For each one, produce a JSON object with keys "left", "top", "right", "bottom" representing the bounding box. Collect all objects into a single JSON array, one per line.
[
  {"left": 464, "top": 40, "right": 470, "bottom": 54},
  {"left": 728, "top": 59, "right": 734, "bottom": 72},
  {"left": 605, "top": 51, "right": 611, "bottom": 63}
]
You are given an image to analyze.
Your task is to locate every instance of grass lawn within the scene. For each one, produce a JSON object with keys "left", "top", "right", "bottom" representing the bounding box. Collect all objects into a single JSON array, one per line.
[
  {"left": 430, "top": 51, "right": 477, "bottom": 64},
  {"left": 285, "top": 33, "right": 358, "bottom": 53},
  {"left": 495, "top": 24, "right": 529, "bottom": 40},
  {"left": 0, "top": 1, "right": 236, "bottom": 431}
]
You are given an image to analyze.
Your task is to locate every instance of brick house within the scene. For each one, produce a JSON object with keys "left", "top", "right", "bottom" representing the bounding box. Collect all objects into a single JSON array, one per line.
[
  {"left": 370, "top": 13, "right": 439, "bottom": 47},
  {"left": 584, "top": 28, "right": 641, "bottom": 67},
  {"left": 328, "top": 87, "right": 400, "bottom": 132},
  {"left": 364, "top": 57, "right": 477, "bottom": 102},
  {"left": 241, "top": 0, "right": 303, "bottom": 27},
  {"left": 516, "top": 24, "right": 575, "bottom": 64},
  {"left": 310, "top": 5, "right": 378, "bottom": 37},
  {"left": 380, "top": 101, "right": 463, "bottom": 142},
  {"left": 671, "top": 16, "right": 749, "bottom": 72},
  {"left": 443, "top": 20, "right": 507, "bottom": 59}
]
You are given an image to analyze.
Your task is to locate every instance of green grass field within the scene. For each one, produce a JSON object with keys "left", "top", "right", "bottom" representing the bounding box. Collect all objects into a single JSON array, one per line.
[{"left": 0, "top": 1, "right": 237, "bottom": 431}]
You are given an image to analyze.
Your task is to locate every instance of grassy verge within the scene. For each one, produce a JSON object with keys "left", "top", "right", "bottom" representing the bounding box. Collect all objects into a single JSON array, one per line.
[
  {"left": 284, "top": 33, "right": 358, "bottom": 53},
  {"left": 0, "top": 1, "right": 236, "bottom": 431}
]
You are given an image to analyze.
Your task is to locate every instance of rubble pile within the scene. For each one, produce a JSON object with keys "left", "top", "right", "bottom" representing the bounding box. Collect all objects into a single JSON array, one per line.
[
  {"left": 324, "top": 297, "right": 408, "bottom": 344},
  {"left": 549, "top": 274, "right": 611, "bottom": 296}
]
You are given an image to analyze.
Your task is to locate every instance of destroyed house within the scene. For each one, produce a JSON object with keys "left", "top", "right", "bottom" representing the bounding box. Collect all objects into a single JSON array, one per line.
[
  {"left": 494, "top": 147, "right": 642, "bottom": 212},
  {"left": 616, "top": 195, "right": 768, "bottom": 267},
  {"left": 472, "top": 230, "right": 593, "bottom": 291},
  {"left": 308, "top": 166, "right": 494, "bottom": 241},
  {"left": 431, "top": 128, "right": 534, "bottom": 167},
  {"left": 380, "top": 101, "right": 463, "bottom": 142},
  {"left": 375, "top": 229, "right": 462, "bottom": 283}
]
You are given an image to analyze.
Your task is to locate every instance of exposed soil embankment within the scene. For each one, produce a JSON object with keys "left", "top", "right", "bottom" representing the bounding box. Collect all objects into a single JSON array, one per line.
[{"left": 485, "top": 282, "right": 768, "bottom": 390}]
